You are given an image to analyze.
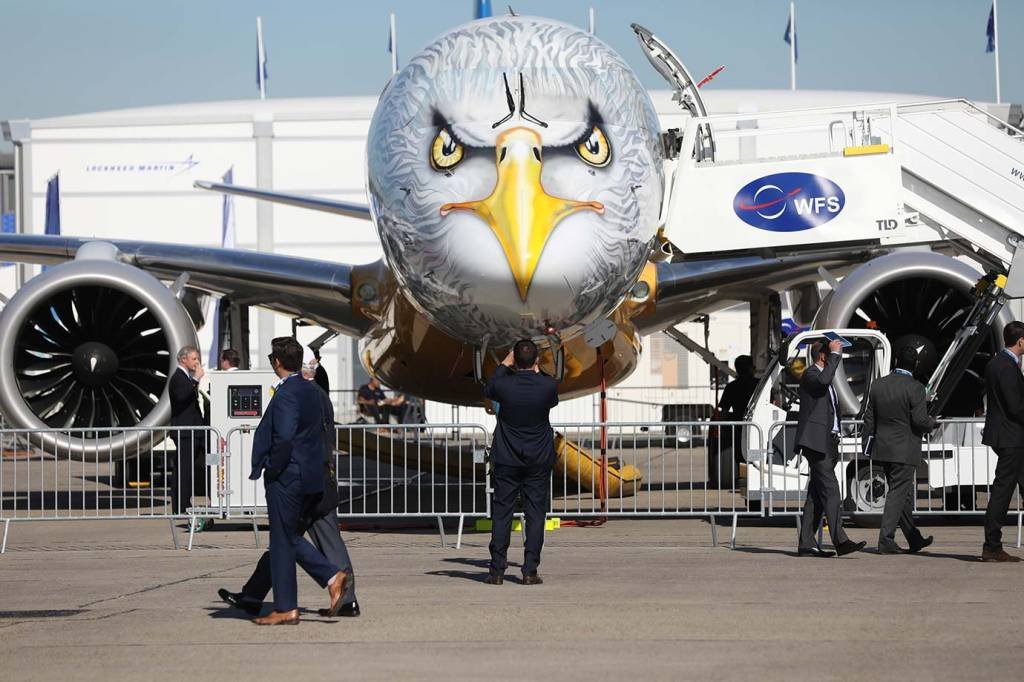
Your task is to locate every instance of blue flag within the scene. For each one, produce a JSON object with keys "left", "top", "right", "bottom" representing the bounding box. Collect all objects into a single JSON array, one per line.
[
  {"left": 474, "top": 0, "right": 492, "bottom": 19},
  {"left": 44, "top": 174, "right": 60, "bottom": 236},
  {"left": 256, "top": 18, "right": 268, "bottom": 94},
  {"left": 986, "top": 3, "right": 995, "bottom": 53},
  {"left": 784, "top": 15, "right": 798, "bottom": 63}
]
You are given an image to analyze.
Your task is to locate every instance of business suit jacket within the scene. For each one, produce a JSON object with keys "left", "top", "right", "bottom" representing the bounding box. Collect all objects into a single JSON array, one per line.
[
  {"left": 484, "top": 365, "right": 559, "bottom": 467},
  {"left": 982, "top": 350, "right": 1024, "bottom": 449},
  {"left": 249, "top": 373, "right": 326, "bottom": 495},
  {"left": 314, "top": 364, "right": 330, "bottom": 394},
  {"left": 169, "top": 367, "right": 204, "bottom": 427},
  {"left": 794, "top": 353, "right": 841, "bottom": 455},
  {"left": 862, "top": 372, "right": 936, "bottom": 465}
]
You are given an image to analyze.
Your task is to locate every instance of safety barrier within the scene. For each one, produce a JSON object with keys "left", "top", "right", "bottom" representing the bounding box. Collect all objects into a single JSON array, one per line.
[
  {"left": 761, "top": 419, "right": 1023, "bottom": 545},
  {"left": 222, "top": 423, "right": 490, "bottom": 548},
  {"left": 4, "top": 417, "right": 1022, "bottom": 554},
  {"left": 549, "top": 421, "right": 764, "bottom": 547},
  {"left": 0, "top": 426, "right": 225, "bottom": 552}
]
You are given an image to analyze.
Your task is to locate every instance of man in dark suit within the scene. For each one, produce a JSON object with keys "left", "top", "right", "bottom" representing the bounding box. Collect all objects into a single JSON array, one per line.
[
  {"left": 218, "top": 346, "right": 359, "bottom": 618},
  {"left": 794, "top": 338, "right": 866, "bottom": 558},
  {"left": 862, "top": 346, "right": 937, "bottom": 554},
  {"left": 312, "top": 347, "right": 330, "bottom": 394},
  {"left": 169, "top": 346, "right": 208, "bottom": 518},
  {"left": 483, "top": 339, "right": 559, "bottom": 585},
  {"left": 981, "top": 321, "right": 1024, "bottom": 562},
  {"left": 247, "top": 337, "right": 346, "bottom": 625}
]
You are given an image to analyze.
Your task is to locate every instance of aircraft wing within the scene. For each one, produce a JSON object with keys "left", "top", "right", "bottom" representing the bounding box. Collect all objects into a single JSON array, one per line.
[
  {"left": 0, "top": 234, "right": 379, "bottom": 337},
  {"left": 636, "top": 247, "right": 884, "bottom": 335}
]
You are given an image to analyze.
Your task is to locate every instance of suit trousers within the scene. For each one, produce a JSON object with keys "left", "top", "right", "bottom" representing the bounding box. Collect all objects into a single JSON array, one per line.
[
  {"left": 878, "top": 461, "right": 923, "bottom": 547},
  {"left": 798, "top": 436, "right": 851, "bottom": 550},
  {"left": 242, "top": 507, "right": 357, "bottom": 606},
  {"left": 169, "top": 429, "right": 208, "bottom": 516},
  {"left": 984, "top": 447, "right": 1024, "bottom": 552},
  {"left": 265, "top": 461, "right": 339, "bottom": 611},
  {"left": 489, "top": 463, "right": 551, "bottom": 576}
]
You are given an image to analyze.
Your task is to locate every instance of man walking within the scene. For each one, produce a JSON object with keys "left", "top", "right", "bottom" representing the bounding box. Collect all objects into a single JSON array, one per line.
[
  {"left": 247, "top": 337, "right": 346, "bottom": 624},
  {"left": 862, "top": 347, "right": 937, "bottom": 554},
  {"left": 795, "top": 338, "right": 866, "bottom": 558},
  {"left": 169, "top": 346, "right": 208, "bottom": 518},
  {"left": 219, "top": 347, "right": 360, "bottom": 617},
  {"left": 981, "top": 321, "right": 1024, "bottom": 562},
  {"left": 483, "top": 339, "right": 559, "bottom": 585}
]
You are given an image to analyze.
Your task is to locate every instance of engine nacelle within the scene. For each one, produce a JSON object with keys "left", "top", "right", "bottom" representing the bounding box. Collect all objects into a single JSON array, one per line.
[
  {"left": 0, "top": 243, "right": 198, "bottom": 460},
  {"left": 814, "top": 251, "right": 1010, "bottom": 416}
]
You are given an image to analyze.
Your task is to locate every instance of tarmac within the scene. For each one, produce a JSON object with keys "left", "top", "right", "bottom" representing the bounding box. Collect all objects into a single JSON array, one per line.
[{"left": 0, "top": 516, "right": 1022, "bottom": 680}]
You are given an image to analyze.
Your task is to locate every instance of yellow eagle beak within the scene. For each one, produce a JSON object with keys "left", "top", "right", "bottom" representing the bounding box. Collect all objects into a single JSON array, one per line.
[{"left": 440, "top": 127, "right": 603, "bottom": 301}]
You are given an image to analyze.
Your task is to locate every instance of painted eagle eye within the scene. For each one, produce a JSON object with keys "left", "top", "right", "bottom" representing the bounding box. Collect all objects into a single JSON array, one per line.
[
  {"left": 576, "top": 125, "right": 611, "bottom": 167},
  {"left": 430, "top": 127, "right": 464, "bottom": 170}
]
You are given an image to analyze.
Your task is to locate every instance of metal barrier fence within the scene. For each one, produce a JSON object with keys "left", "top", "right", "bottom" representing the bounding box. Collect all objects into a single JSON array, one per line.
[
  {"left": 549, "top": 421, "right": 763, "bottom": 546},
  {"left": 761, "top": 419, "right": 1023, "bottom": 544},
  {"left": 4, "top": 416, "right": 1024, "bottom": 553},
  {"left": 222, "top": 423, "right": 490, "bottom": 548},
  {"left": 0, "top": 426, "right": 225, "bottom": 552}
]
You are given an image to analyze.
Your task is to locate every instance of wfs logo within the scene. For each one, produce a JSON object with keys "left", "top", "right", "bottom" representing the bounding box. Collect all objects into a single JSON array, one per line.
[{"left": 733, "top": 172, "right": 845, "bottom": 232}]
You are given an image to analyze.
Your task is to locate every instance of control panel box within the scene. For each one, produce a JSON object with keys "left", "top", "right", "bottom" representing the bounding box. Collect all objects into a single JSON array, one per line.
[{"left": 207, "top": 370, "right": 279, "bottom": 512}]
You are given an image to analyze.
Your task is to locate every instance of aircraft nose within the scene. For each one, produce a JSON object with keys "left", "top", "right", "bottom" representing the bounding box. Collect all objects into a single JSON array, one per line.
[{"left": 440, "top": 127, "right": 603, "bottom": 301}]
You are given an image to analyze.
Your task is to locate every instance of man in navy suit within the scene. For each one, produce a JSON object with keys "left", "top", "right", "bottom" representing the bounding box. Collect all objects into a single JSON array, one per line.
[
  {"left": 981, "top": 321, "right": 1024, "bottom": 562},
  {"left": 483, "top": 339, "right": 559, "bottom": 585},
  {"left": 248, "top": 337, "right": 346, "bottom": 625}
]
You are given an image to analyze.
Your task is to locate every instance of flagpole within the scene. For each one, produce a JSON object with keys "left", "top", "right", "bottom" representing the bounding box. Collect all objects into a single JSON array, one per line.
[
  {"left": 588, "top": 6, "right": 595, "bottom": 35},
  {"left": 256, "top": 16, "right": 266, "bottom": 100},
  {"left": 789, "top": 2, "right": 796, "bottom": 91},
  {"left": 993, "top": 0, "right": 1001, "bottom": 104},
  {"left": 389, "top": 12, "right": 398, "bottom": 76}
]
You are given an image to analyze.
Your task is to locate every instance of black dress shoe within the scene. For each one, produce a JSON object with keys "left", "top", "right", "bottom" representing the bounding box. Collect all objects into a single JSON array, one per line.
[
  {"left": 318, "top": 601, "right": 360, "bottom": 618},
  {"left": 218, "top": 588, "right": 262, "bottom": 616},
  {"left": 908, "top": 536, "right": 933, "bottom": 554},
  {"left": 877, "top": 542, "right": 903, "bottom": 555},
  {"left": 521, "top": 574, "right": 543, "bottom": 585},
  {"left": 797, "top": 547, "right": 835, "bottom": 558},
  {"left": 836, "top": 540, "right": 867, "bottom": 556},
  {"left": 484, "top": 573, "right": 504, "bottom": 585}
]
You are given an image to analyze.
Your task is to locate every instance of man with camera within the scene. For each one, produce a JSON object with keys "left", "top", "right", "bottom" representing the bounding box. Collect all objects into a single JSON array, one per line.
[
  {"left": 794, "top": 337, "right": 866, "bottom": 558},
  {"left": 483, "top": 339, "right": 559, "bottom": 585}
]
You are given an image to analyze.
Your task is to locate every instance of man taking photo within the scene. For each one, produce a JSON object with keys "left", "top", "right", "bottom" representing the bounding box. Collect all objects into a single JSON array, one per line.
[
  {"left": 794, "top": 337, "right": 866, "bottom": 558},
  {"left": 483, "top": 339, "right": 559, "bottom": 585}
]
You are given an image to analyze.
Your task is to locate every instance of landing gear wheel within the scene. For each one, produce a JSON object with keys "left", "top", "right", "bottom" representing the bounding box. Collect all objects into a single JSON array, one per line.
[{"left": 844, "top": 463, "right": 888, "bottom": 515}]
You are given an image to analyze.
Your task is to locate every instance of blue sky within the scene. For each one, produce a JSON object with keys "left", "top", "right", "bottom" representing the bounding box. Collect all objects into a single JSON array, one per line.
[{"left": 1, "top": 0, "right": 1020, "bottom": 127}]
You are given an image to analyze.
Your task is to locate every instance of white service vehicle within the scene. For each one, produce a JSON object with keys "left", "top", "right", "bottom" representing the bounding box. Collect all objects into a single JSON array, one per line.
[{"left": 742, "top": 273, "right": 1007, "bottom": 515}]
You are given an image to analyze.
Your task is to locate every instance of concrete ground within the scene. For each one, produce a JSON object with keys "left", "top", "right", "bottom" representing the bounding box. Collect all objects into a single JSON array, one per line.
[{"left": 0, "top": 517, "right": 1021, "bottom": 680}]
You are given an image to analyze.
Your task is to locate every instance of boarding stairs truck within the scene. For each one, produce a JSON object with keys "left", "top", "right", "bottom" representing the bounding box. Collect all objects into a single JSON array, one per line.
[{"left": 634, "top": 26, "right": 1024, "bottom": 512}]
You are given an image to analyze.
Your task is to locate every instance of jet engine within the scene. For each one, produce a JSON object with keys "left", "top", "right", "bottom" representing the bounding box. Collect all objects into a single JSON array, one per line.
[
  {"left": 0, "top": 243, "right": 198, "bottom": 460},
  {"left": 814, "top": 251, "right": 1010, "bottom": 417}
]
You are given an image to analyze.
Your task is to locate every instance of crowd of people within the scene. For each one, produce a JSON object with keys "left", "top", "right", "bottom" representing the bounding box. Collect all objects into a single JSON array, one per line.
[{"left": 167, "top": 319, "right": 1024, "bottom": 624}]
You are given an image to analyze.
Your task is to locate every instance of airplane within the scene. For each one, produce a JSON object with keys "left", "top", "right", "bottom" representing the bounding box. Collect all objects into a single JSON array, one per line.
[{"left": 0, "top": 15, "right": 1010, "bottom": 459}]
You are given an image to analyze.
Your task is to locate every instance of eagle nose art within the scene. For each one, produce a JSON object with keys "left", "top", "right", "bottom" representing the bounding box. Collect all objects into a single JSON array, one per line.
[{"left": 440, "top": 127, "right": 604, "bottom": 302}]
